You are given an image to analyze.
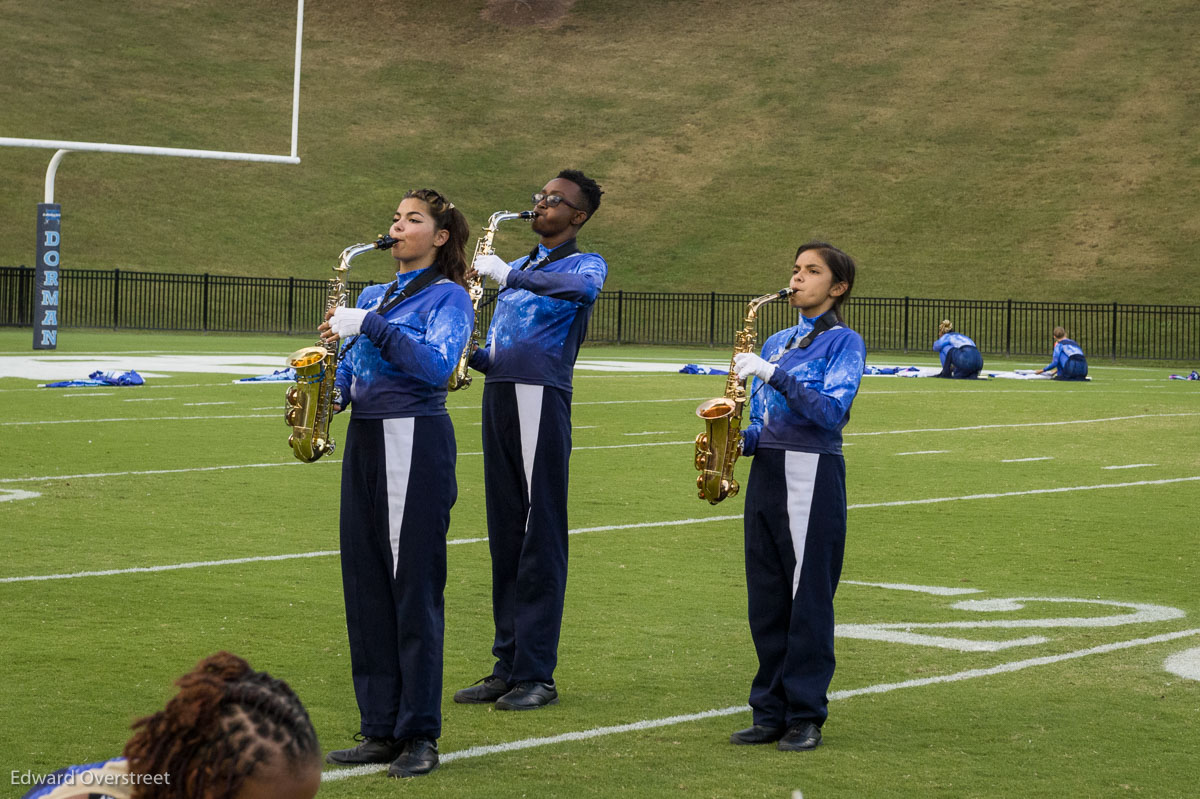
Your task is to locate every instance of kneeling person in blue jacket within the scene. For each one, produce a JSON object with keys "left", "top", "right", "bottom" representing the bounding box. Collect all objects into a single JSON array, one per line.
[
  {"left": 1036, "top": 326, "right": 1088, "bottom": 380},
  {"left": 932, "top": 320, "right": 983, "bottom": 379}
]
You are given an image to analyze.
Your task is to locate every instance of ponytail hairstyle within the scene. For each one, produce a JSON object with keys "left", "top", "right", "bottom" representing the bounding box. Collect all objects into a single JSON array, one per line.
[
  {"left": 939, "top": 319, "right": 954, "bottom": 336},
  {"left": 795, "top": 241, "right": 857, "bottom": 323},
  {"left": 123, "top": 652, "right": 319, "bottom": 799},
  {"left": 403, "top": 188, "right": 471, "bottom": 287}
]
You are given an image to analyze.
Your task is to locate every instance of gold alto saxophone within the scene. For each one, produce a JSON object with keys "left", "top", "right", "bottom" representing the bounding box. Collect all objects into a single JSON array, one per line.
[
  {"left": 694, "top": 288, "right": 795, "bottom": 504},
  {"left": 447, "top": 209, "right": 534, "bottom": 390},
  {"left": 284, "top": 236, "right": 397, "bottom": 462}
]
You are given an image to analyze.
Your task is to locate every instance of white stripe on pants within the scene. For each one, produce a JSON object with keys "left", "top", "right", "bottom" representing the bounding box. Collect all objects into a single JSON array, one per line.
[
  {"left": 383, "top": 417, "right": 415, "bottom": 578},
  {"left": 784, "top": 450, "right": 820, "bottom": 598}
]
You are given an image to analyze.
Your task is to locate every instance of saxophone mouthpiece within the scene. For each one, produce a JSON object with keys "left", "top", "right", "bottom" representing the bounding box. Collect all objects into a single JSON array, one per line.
[
  {"left": 780, "top": 287, "right": 796, "bottom": 297},
  {"left": 518, "top": 211, "right": 535, "bottom": 219},
  {"left": 375, "top": 235, "right": 399, "bottom": 249}
]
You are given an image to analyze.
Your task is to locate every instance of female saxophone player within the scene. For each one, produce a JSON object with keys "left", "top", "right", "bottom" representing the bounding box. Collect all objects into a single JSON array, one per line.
[
  {"left": 318, "top": 189, "right": 473, "bottom": 778},
  {"left": 728, "top": 242, "right": 865, "bottom": 752}
]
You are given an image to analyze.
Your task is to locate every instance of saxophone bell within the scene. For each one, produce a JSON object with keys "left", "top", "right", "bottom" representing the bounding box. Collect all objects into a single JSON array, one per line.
[
  {"left": 693, "top": 287, "right": 792, "bottom": 504},
  {"left": 284, "top": 238, "right": 392, "bottom": 462}
]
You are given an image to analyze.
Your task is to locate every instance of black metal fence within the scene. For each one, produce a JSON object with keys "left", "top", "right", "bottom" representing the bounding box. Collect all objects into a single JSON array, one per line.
[{"left": 3, "top": 265, "right": 1198, "bottom": 360}]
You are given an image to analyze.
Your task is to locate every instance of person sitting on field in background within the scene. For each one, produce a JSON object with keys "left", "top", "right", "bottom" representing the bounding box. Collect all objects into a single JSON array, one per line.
[
  {"left": 22, "top": 651, "right": 321, "bottom": 799},
  {"left": 1035, "top": 326, "right": 1088, "bottom": 380},
  {"left": 932, "top": 320, "right": 983, "bottom": 379}
]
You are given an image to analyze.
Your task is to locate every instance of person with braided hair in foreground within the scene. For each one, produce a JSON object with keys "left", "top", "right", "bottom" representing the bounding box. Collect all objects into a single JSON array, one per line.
[{"left": 21, "top": 651, "right": 321, "bottom": 799}]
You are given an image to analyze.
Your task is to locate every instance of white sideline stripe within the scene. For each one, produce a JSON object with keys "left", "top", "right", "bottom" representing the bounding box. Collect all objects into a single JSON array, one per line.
[
  {"left": 0, "top": 551, "right": 339, "bottom": 583},
  {"left": 1002, "top": 457, "right": 1054, "bottom": 463},
  {"left": 0, "top": 413, "right": 277, "bottom": 426},
  {"left": 0, "top": 461, "right": 324, "bottom": 484},
  {"left": 0, "top": 518, "right": 744, "bottom": 582},
  {"left": 321, "top": 627, "right": 1200, "bottom": 782},
  {"left": 9, "top": 474, "right": 1200, "bottom": 583},
  {"left": 842, "top": 580, "right": 982, "bottom": 595},
  {"left": 0, "top": 397, "right": 716, "bottom": 426},
  {"left": 0, "top": 443, "right": 696, "bottom": 484},
  {"left": 1102, "top": 464, "right": 1156, "bottom": 470},
  {"left": 845, "top": 412, "right": 1200, "bottom": 437},
  {"left": 9, "top": 409, "right": 1194, "bottom": 434},
  {"left": 847, "top": 475, "right": 1200, "bottom": 509}
]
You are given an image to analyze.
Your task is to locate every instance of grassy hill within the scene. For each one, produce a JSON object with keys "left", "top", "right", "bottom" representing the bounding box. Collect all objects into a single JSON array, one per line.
[{"left": 1, "top": 0, "right": 1198, "bottom": 304}]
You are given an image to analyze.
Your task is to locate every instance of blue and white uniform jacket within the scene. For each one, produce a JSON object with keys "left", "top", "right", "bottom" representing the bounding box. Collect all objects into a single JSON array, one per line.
[
  {"left": 1043, "top": 338, "right": 1085, "bottom": 372},
  {"left": 468, "top": 241, "right": 607, "bottom": 392},
  {"left": 335, "top": 267, "right": 473, "bottom": 418},
  {"left": 933, "top": 332, "right": 977, "bottom": 365},
  {"left": 741, "top": 314, "right": 866, "bottom": 456}
]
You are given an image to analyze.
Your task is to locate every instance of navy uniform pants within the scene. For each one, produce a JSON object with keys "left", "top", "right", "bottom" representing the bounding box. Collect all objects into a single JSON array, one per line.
[
  {"left": 744, "top": 448, "right": 847, "bottom": 729},
  {"left": 1056, "top": 354, "right": 1088, "bottom": 380},
  {"left": 938, "top": 345, "right": 983, "bottom": 379},
  {"left": 339, "top": 415, "right": 455, "bottom": 740},
  {"left": 481, "top": 381, "right": 572, "bottom": 684}
]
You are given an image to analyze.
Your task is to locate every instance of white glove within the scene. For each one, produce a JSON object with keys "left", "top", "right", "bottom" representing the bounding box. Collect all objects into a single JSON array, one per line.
[
  {"left": 329, "top": 307, "right": 368, "bottom": 339},
  {"left": 473, "top": 253, "right": 513, "bottom": 286},
  {"left": 734, "top": 352, "right": 777, "bottom": 382}
]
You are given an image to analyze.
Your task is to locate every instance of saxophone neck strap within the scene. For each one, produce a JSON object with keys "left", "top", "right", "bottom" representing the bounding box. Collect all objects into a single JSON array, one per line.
[
  {"left": 338, "top": 265, "right": 443, "bottom": 363},
  {"left": 376, "top": 264, "right": 444, "bottom": 315},
  {"left": 785, "top": 310, "right": 840, "bottom": 353},
  {"left": 521, "top": 239, "right": 580, "bottom": 272}
]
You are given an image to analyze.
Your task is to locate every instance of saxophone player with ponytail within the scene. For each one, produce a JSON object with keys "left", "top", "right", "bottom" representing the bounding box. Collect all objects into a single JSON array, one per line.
[
  {"left": 318, "top": 189, "right": 472, "bottom": 778},
  {"left": 727, "top": 242, "right": 865, "bottom": 753}
]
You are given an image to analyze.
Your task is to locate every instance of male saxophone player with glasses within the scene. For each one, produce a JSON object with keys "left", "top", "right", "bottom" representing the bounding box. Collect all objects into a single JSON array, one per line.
[{"left": 453, "top": 170, "right": 607, "bottom": 711}]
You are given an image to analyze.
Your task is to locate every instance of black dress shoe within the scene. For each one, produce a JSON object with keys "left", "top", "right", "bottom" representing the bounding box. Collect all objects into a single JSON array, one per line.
[
  {"left": 495, "top": 680, "right": 558, "bottom": 710},
  {"left": 326, "top": 734, "right": 405, "bottom": 765},
  {"left": 777, "top": 722, "right": 822, "bottom": 751},
  {"left": 730, "top": 724, "right": 786, "bottom": 745},
  {"left": 387, "top": 737, "right": 439, "bottom": 778},
  {"left": 453, "top": 675, "right": 510, "bottom": 704}
]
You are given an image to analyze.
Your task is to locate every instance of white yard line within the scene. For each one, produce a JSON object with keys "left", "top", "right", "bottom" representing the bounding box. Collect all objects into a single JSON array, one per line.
[
  {"left": 6, "top": 476, "right": 1199, "bottom": 583},
  {"left": 321, "top": 627, "right": 1200, "bottom": 782},
  {"left": 1001, "top": 457, "right": 1054, "bottom": 463},
  {"left": 845, "top": 412, "right": 1200, "bottom": 437},
  {"left": 1102, "top": 464, "right": 1156, "bottom": 470}
]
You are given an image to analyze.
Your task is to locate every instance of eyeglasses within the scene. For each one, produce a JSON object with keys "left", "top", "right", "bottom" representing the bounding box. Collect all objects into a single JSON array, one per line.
[{"left": 531, "top": 192, "right": 584, "bottom": 211}]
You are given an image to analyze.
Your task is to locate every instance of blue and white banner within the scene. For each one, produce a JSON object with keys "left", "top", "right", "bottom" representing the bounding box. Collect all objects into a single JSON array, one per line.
[{"left": 34, "top": 203, "right": 61, "bottom": 350}]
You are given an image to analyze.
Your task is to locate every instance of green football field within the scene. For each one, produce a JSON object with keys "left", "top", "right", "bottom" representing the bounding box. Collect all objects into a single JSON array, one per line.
[{"left": 2, "top": 330, "right": 1198, "bottom": 798}]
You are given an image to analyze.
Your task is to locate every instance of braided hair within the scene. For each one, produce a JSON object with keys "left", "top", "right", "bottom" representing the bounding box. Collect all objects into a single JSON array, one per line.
[
  {"left": 122, "top": 652, "right": 319, "bottom": 799},
  {"left": 402, "top": 188, "right": 471, "bottom": 287}
]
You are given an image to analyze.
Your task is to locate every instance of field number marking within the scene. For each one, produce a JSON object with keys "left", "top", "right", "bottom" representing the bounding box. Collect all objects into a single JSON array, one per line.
[
  {"left": 1164, "top": 647, "right": 1200, "bottom": 682},
  {"left": 837, "top": 595, "right": 1186, "bottom": 652}
]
